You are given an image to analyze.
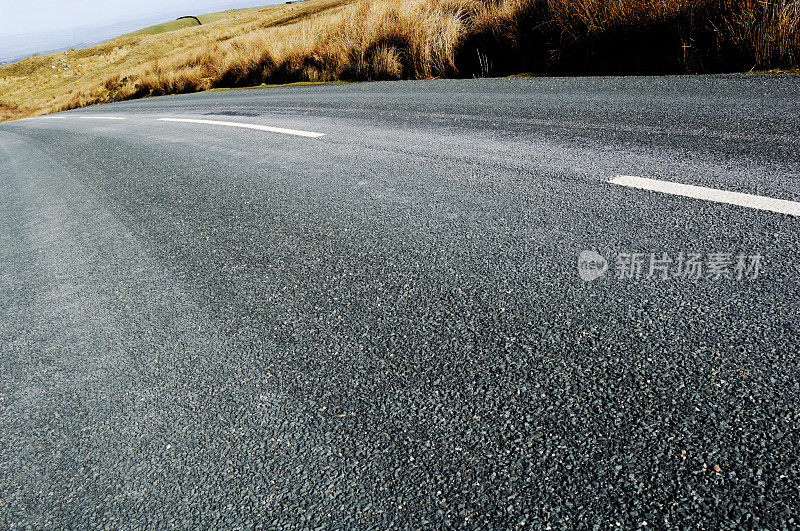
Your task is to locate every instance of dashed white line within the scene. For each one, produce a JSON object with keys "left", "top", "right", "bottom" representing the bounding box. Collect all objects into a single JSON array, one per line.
[
  {"left": 78, "top": 116, "right": 126, "bottom": 120},
  {"left": 158, "top": 118, "right": 325, "bottom": 138},
  {"left": 609, "top": 175, "right": 800, "bottom": 217}
]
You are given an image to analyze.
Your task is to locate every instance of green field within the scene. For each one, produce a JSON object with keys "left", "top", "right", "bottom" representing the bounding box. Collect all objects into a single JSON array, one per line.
[{"left": 123, "top": 5, "right": 280, "bottom": 37}]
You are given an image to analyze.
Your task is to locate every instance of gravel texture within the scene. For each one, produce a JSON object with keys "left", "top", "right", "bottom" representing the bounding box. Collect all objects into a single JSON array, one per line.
[{"left": 0, "top": 76, "right": 799, "bottom": 528}]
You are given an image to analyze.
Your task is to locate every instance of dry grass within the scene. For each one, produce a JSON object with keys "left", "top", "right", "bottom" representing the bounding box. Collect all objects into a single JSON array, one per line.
[
  {"left": 461, "top": 0, "right": 800, "bottom": 74},
  {"left": 1, "top": 0, "right": 798, "bottom": 121},
  {"left": 724, "top": 0, "right": 800, "bottom": 66}
]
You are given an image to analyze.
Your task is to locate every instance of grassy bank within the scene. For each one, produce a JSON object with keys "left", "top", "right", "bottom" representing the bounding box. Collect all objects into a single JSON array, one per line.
[{"left": 1, "top": 0, "right": 798, "bottom": 122}]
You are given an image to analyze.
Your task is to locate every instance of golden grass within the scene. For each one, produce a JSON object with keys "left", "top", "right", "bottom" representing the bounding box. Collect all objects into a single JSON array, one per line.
[
  {"left": 548, "top": 0, "right": 799, "bottom": 61},
  {"left": 0, "top": 0, "right": 352, "bottom": 121},
  {"left": 1, "top": 0, "right": 798, "bottom": 122}
]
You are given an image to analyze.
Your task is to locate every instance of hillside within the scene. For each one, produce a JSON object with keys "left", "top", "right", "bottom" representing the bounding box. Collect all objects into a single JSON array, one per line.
[
  {"left": 1, "top": 0, "right": 798, "bottom": 122},
  {"left": 0, "top": 0, "right": 350, "bottom": 122},
  {"left": 122, "top": 5, "right": 280, "bottom": 37}
]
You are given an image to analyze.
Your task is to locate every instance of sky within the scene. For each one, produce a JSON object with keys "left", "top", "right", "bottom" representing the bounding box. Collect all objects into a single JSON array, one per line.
[{"left": 0, "top": 0, "right": 276, "bottom": 61}]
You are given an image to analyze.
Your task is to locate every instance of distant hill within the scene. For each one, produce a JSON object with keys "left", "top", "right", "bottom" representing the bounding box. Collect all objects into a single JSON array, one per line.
[
  {"left": 0, "top": 1, "right": 279, "bottom": 63},
  {"left": 123, "top": 5, "right": 272, "bottom": 37}
]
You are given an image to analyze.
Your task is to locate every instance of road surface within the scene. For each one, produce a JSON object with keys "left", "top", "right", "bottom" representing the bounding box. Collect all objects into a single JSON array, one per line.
[{"left": 1, "top": 76, "right": 799, "bottom": 527}]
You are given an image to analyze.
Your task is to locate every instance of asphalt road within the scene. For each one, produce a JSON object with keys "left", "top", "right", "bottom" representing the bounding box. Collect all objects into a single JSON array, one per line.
[{"left": 1, "top": 76, "right": 799, "bottom": 528}]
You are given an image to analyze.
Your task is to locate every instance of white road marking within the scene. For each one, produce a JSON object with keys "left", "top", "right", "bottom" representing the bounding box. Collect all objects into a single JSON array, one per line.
[
  {"left": 78, "top": 116, "right": 126, "bottom": 120},
  {"left": 158, "top": 118, "right": 325, "bottom": 138},
  {"left": 609, "top": 175, "right": 800, "bottom": 217}
]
